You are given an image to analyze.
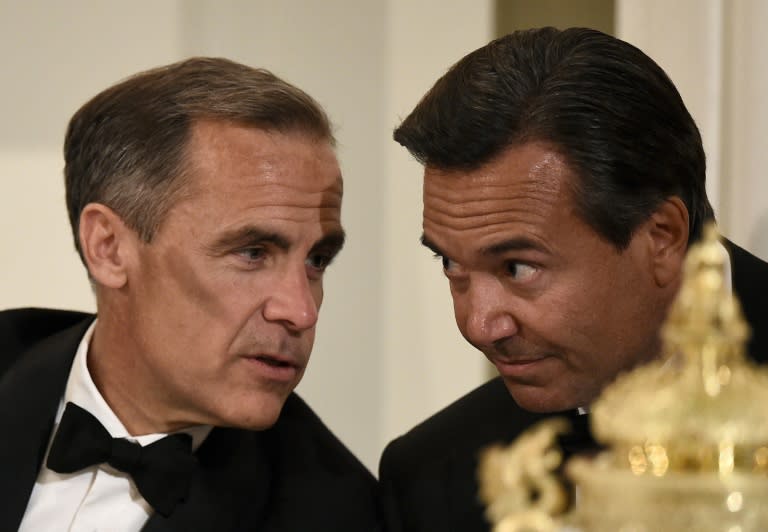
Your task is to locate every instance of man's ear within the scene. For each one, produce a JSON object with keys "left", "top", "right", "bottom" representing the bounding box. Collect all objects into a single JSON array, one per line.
[
  {"left": 79, "top": 203, "right": 136, "bottom": 288},
  {"left": 646, "top": 196, "right": 689, "bottom": 287}
]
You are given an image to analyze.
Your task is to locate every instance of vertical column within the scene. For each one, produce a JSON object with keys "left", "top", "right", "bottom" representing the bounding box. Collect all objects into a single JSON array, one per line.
[
  {"left": 382, "top": 0, "right": 493, "bottom": 451},
  {"left": 616, "top": 0, "right": 725, "bottom": 217},
  {"left": 0, "top": 1, "right": 185, "bottom": 312},
  {"left": 720, "top": 0, "right": 768, "bottom": 260},
  {"left": 617, "top": 0, "right": 768, "bottom": 261}
]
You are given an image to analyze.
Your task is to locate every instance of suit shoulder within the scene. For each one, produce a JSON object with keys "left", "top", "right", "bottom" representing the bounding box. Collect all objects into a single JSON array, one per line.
[
  {"left": 389, "top": 378, "right": 521, "bottom": 449},
  {"left": 727, "top": 242, "right": 768, "bottom": 363},
  {"left": 268, "top": 394, "right": 381, "bottom": 529},
  {"left": 277, "top": 393, "right": 375, "bottom": 480},
  {"left": 0, "top": 308, "right": 93, "bottom": 373},
  {"left": 0, "top": 307, "right": 92, "bottom": 342},
  {"left": 381, "top": 378, "right": 541, "bottom": 475}
]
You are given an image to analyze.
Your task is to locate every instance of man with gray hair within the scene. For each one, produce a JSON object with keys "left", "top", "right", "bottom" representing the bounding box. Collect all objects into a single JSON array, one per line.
[{"left": 1, "top": 57, "right": 379, "bottom": 531}]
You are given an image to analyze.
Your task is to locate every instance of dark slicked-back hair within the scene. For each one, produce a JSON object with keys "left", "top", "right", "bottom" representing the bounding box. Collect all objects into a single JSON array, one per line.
[
  {"left": 394, "top": 27, "right": 714, "bottom": 248},
  {"left": 65, "top": 57, "right": 333, "bottom": 263}
]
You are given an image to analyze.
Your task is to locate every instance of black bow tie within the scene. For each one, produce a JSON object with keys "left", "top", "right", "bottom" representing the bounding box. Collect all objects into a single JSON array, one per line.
[
  {"left": 46, "top": 402, "right": 197, "bottom": 517},
  {"left": 557, "top": 411, "right": 602, "bottom": 456}
]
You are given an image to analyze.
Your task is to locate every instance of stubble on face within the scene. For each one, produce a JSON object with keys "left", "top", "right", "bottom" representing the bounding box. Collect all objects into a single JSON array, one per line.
[{"left": 422, "top": 142, "right": 672, "bottom": 413}]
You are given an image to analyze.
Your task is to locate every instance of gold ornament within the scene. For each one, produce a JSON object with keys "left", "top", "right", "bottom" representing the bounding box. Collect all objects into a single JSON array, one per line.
[{"left": 480, "top": 224, "right": 768, "bottom": 531}]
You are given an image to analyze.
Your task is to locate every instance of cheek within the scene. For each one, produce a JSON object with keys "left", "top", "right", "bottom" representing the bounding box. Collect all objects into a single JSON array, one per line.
[
  {"left": 151, "top": 247, "right": 232, "bottom": 314},
  {"left": 312, "top": 282, "right": 324, "bottom": 308},
  {"left": 448, "top": 289, "right": 469, "bottom": 331},
  {"left": 554, "top": 275, "right": 651, "bottom": 366},
  {"left": 163, "top": 271, "right": 264, "bottom": 356},
  {"left": 304, "top": 329, "right": 317, "bottom": 349},
  {"left": 526, "top": 282, "right": 607, "bottom": 350},
  {"left": 449, "top": 295, "right": 484, "bottom": 349}
]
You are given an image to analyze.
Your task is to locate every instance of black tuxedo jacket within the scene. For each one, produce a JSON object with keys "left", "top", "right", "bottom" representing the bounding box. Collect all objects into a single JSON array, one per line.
[
  {"left": 0, "top": 308, "right": 380, "bottom": 532},
  {"left": 379, "top": 242, "right": 768, "bottom": 532}
]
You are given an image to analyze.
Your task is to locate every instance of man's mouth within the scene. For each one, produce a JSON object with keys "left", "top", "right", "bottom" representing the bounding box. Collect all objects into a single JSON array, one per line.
[
  {"left": 243, "top": 353, "right": 302, "bottom": 382},
  {"left": 253, "top": 355, "right": 296, "bottom": 368},
  {"left": 489, "top": 354, "right": 552, "bottom": 381}
]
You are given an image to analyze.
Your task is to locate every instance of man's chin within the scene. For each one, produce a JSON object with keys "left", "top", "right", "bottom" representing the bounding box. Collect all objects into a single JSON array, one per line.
[
  {"left": 214, "top": 391, "right": 292, "bottom": 430},
  {"left": 502, "top": 378, "right": 577, "bottom": 413}
]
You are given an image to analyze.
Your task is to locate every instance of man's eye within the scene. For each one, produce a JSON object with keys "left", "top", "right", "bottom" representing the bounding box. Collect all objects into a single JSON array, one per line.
[
  {"left": 507, "top": 262, "right": 537, "bottom": 280},
  {"left": 237, "top": 247, "right": 266, "bottom": 262},
  {"left": 434, "top": 254, "right": 459, "bottom": 274},
  {"left": 306, "top": 253, "right": 332, "bottom": 272}
]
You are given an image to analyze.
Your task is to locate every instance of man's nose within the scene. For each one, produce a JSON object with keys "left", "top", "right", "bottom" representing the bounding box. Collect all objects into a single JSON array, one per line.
[
  {"left": 460, "top": 275, "right": 518, "bottom": 348},
  {"left": 262, "top": 265, "right": 319, "bottom": 332}
]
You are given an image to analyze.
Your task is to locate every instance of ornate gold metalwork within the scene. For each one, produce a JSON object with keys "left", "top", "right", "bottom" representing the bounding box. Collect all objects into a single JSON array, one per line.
[
  {"left": 477, "top": 418, "right": 569, "bottom": 532},
  {"left": 591, "top": 224, "right": 768, "bottom": 471},
  {"left": 479, "top": 224, "right": 768, "bottom": 531}
]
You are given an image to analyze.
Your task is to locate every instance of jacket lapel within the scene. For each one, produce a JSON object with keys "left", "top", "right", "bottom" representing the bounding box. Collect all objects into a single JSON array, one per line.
[
  {"left": 259, "top": 424, "right": 371, "bottom": 532},
  {"left": 0, "top": 318, "right": 91, "bottom": 531},
  {"left": 143, "top": 393, "right": 379, "bottom": 532},
  {"left": 726, "top": 239, "right": 768, "bottom": 362},
  {"left": 142, "top": 427, "right": 272, "bottom": 532}
]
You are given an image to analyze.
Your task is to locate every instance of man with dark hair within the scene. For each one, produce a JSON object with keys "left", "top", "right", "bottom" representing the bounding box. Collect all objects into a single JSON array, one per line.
[
  {"left": 379, "top": 27, "right": 768, "bottom": 531},
  {"left": 1, "top": 57, "right": 379, "bottom": 531}
]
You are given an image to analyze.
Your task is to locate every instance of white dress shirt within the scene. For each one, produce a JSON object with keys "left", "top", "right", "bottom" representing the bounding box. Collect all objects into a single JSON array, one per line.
[{"left": 19, "top": 320, "right": 212, "bottom": 532}]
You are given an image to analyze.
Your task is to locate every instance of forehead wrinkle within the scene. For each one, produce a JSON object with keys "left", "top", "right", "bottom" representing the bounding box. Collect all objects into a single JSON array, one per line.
[
  {"left": 215, "top": 181, "right": 343, "bottom": 211},
  {"left": 172, "top": 192, "right": 341, "bottom": 222},
  {"left": 263, "top": 210, "right": 342, "bottom": 226},
  {"left": 424, "top": 187, "right": 555, "bottom": 232},
  {"left": 229, "top": 177, "right": 342, "bottom": 194},
  {"left": 427, "top": 170, "right": 561, "bottom": 200},
  {"left": 241, "top": 159, "right": 343, "bottom": 189}
]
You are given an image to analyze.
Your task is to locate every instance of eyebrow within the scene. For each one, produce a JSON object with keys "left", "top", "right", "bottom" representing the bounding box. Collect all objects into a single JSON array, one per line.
[
  {"left": 420, "top": 233, "right": 547, "bottom": 258},
  {"left": 480, "top": 237, "right": 548, "bottom": 257},
  {"left": 209, "top": 227, "right": 291, "bottom": 254},
  {"left": 420, "top": 234, "right": 444, "bottom": 256},
  {"left": 311, "top": 230, "right": 346, "bottom": 256},
  {"left": 208, "top": 226, "right": 346, "bottom": 256}
]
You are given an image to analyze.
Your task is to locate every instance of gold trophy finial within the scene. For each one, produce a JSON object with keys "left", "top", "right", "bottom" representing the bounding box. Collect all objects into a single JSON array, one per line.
[
  {"left": 573, "top": 223, "right": 768, "bottom": 531},
  {"left": 660, "top": 222, "right": 749, "bottom": 397},
  {"left": 480, "top": 223, "right": 768, "bottom": 531},
  {"left": 590, "top": 223, "right": 768, "bottom": 465}
]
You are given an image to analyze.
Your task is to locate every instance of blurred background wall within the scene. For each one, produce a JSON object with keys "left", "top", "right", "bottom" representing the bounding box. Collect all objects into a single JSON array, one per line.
[{"left": 1, "top": 0, "right": 765, "bottom": 473}]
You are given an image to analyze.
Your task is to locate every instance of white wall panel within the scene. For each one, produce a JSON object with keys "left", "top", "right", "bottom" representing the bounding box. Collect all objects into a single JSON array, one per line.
[
  {"left": 0, "top": 0, "right": 495, "bottom": 474},
  {"left": 617, "top": 0, "right": 768, "bottom": 262}
]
